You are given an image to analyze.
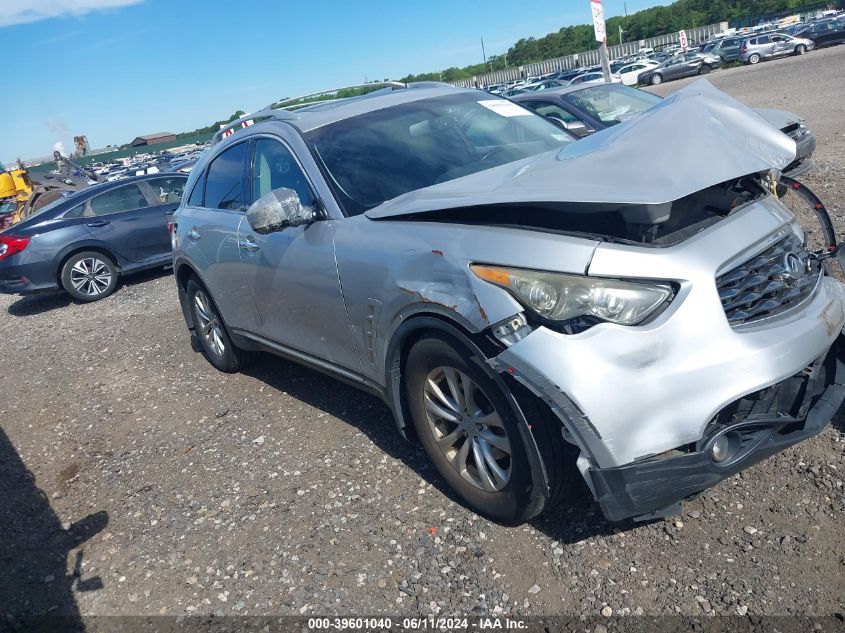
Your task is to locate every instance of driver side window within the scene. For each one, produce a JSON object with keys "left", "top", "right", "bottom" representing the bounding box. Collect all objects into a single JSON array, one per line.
[{"left": 251, "top": 139, "right": 315, "bottom": 208}]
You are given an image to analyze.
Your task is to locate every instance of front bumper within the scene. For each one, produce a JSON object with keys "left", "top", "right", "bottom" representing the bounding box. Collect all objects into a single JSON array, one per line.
[
  {"left": 783, "top": 131, "right": 816, "bottom": 178},
  {"left": 590, "top": 345, "right": 844, "bottom": 521}
]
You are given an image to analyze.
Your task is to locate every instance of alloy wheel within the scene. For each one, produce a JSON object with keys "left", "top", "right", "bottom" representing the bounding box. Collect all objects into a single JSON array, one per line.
[
  {"left": 69, "top": 257, "right": 112, "bottom": 297},
  {"left": 422, "top": 366, "right": 512, "bottom": 492},
  {"left": 194, "top": 289, "right": 226, "bottom": 357}
]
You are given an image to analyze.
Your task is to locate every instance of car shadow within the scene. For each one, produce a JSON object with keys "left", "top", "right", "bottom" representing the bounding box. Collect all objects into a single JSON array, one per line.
[
  {"left": 6, "top": 266, "right": 172, "bottom": 317},
  {"left": 0, "top": 427, "right": 107, "bottom": 632},
  {"left": 241, "top": 353, "right": 625, "bottom": 543}
]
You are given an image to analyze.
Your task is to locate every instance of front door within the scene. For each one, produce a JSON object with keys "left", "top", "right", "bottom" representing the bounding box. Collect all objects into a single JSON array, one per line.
[{"left": 237, "top": 136, "right": 362, "bottom": 374}]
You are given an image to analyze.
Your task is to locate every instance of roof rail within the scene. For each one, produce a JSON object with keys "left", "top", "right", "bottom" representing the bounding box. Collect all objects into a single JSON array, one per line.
[
  {"left": 267, "top": 81, "right": 408, "bottom": 111},
  {"left": 210, "top": 108, "right": 301, "bottom": 145}
]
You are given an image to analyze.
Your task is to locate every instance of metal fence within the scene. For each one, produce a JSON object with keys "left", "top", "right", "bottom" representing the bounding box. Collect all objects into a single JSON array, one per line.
[{"left": 450, "top": 22, "right": 728, "bottom": 88}]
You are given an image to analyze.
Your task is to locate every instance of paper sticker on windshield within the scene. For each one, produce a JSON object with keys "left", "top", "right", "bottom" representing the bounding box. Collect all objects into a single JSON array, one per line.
[{"left": 478, "top": 100, "right": 532, "bottom": 117}]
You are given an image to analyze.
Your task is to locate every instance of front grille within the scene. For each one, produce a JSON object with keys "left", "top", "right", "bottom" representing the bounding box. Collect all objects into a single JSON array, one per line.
[{"left": 717, "top": 233, "right": 821, "bottom": 326}]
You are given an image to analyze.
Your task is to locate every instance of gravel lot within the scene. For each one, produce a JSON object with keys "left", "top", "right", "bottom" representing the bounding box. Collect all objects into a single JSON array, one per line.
[{"left": 2, "top": 46, "right": 845, "bottom": 624}]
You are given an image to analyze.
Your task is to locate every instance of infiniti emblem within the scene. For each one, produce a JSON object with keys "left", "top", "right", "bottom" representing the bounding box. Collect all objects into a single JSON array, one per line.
[{"left": 782, "top": 253, "right": 805, "bottom": 280}]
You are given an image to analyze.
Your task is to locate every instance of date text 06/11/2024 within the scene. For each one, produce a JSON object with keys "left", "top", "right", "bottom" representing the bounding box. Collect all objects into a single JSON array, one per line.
[{"left": 306, "top": 617, "right": 528, "bottom": 630}]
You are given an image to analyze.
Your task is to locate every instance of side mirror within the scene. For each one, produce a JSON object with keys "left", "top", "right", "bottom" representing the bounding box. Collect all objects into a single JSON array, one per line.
[
  {"left": 246, "top": 188, "right": 314, "bottom": 234},
  {"left": 560, "top": 118, "right": 592, "bottom": 138}
]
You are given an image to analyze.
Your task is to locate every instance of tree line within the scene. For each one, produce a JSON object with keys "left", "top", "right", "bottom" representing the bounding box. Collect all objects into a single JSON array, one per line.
[{"left": 400, "top": 0, "right": 833, "bottom": 82}]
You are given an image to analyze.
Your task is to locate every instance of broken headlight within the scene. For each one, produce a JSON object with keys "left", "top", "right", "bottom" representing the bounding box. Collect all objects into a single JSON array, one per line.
[{"left": 471, "top": 264, "right": 673, "bottom": 326}]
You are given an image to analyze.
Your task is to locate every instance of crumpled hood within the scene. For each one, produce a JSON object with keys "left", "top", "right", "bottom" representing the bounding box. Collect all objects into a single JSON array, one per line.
[
  {"left": 366, "top": 80, "right": 796, "bottom": 219},
  {"left": 754, "top": 107, "right": 801, "bottom": 131}
]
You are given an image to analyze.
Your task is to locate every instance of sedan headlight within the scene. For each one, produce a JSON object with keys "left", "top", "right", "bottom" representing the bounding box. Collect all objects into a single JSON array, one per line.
[{"left": 471, "top": 264, "right": 673, "bottom": 326}]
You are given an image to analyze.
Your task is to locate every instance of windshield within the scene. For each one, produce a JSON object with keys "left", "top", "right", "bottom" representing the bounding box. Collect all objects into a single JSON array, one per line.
[
  {"left": 306, "top": 92, "right": 572, "bottom": 216},
  {"left": 561, "top": 84, "right": 662, "bottom": 126}
]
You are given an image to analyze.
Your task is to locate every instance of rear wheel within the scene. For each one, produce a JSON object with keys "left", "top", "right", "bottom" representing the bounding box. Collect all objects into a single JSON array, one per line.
[
  {"left": 186, "top": 277, "right": 254, "bottom": 373},
  {"left": 60, "top": 251, "right": 117, "bottom": 302},
  {"left": 748, "top": 53, "right": 761, "bottom": 64},
  {"left": 649, "top": 73, "right": 663, "bottom": 85},
  {"left": 794, "top": 44, "right": 807, "bottom": 55},
  {"left": 404, "top": 334, "right": 573, "bottom": 523}
]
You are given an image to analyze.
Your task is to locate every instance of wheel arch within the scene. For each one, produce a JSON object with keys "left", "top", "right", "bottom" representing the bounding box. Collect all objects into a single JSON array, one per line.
[
  {"left": 55, "top": 244, "right": 121, "bottom": 287},
  {"left": 384, "top": 312, "right": 551, "bottom": 520}
]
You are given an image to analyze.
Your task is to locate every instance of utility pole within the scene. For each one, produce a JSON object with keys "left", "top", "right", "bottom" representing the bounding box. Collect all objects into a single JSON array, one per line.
[
  {"left": 619, "top": 25, "right": 624, "bottom": 45},
  {"left": 481, "top": 37, "right": 489, "bottom": 72},
  {"left": 624, "top": 2, "right": 628, "bottom": 17}
]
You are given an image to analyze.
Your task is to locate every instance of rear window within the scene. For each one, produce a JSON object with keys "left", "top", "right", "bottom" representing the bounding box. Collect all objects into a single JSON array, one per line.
[{"left": 146, "top": 176, "right": 187, "bottom": 204}]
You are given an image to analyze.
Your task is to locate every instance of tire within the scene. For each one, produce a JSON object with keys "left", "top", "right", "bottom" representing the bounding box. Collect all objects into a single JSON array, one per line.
[
  {"left": 748, "top": 53, "right": 761, "bottom": 64},
  {"left": 794, "top": 44, "right": 806, "bottom": 55},
  {"left": 649, "top": 73, "right": 663, "bottom": 85},
  {"left": 186, "top": 277, "right": 254, "bottom": 373},
  {"left": 698, "top": 64, "right": 711, "bottom": 75},
  {"left": 60, "top": 251, "right": 118, "bottom": 302},
  {"left": 404, "top": 334, "right": 572, "bottom": 524}
]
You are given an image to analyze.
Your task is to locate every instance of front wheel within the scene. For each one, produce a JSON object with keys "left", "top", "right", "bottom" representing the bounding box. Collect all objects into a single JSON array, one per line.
[
  {"left": 794, "top": 44, "right": 807, "bottom": 55},
  {"left": 404, "top": 334, "right": 572, "bottom": 523},
  {"left": 60, "top": 251, "right": 117, "bottom": 302},
  {"left": 698, "top": 64, "right": 712, "bottom": 75},
  {"left": 748, "top": 53, "right": 761, "bottom": 64},
  {"left": 186, "top": 278, "right": 253, "bottom": 373},
  {"left": 649, "top": 73, "right": 663, "bottom": 85}
]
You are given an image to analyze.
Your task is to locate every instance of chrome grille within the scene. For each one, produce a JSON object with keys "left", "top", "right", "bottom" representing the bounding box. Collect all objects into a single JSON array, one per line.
[{"left": 717, "top": 234, "right": 821, "bottom": 326}]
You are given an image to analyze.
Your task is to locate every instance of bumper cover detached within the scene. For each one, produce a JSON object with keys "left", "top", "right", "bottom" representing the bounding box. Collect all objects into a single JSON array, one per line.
[{"left": 591, "top": 346, "right": 845, "bottom": 522}]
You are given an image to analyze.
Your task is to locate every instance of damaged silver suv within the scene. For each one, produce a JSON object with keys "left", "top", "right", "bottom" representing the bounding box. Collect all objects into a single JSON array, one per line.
[{"left": 172, "top": 81, "right": 845, "bottom": 524}]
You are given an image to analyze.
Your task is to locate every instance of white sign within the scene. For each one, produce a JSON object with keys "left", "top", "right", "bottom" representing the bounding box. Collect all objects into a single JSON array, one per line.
[
  {"left": 679, "top": 29, "right": 688, "bottom": 50},
  {"left": 478, "top": 100, "right": 532, "bottom": 117},
  {"left": 591, "top": 0, "right": 606, "bottom": 43}
]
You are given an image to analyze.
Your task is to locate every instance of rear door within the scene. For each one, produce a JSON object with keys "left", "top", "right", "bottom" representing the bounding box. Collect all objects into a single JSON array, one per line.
[
  {"left": 83, "top": 181, "right": 166, "bottom": 263},
  {"left": 137, "top": 175, "right": 188, "bottom": 258},
  {"left": 178, "top": 140, "right": 254, "bottom": 329}
]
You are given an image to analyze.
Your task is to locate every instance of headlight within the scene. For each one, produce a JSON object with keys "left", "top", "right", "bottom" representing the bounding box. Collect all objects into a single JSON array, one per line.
[{"left": 471, "top": 264, "right": 673, "bottom": 326}]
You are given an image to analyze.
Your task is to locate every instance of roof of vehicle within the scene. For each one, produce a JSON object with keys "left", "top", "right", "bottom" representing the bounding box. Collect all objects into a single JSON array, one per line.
[{"left": 213, "top": 84, "right": 476, "bottom": 140}]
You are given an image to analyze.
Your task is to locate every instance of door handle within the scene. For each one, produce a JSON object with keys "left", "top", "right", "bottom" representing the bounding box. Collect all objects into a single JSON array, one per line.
[
  {"left": 187, "top": 227, "right": 202, "bottom": 241},
  {"left": 239, "top": 237, "right": 261, "bottom": 252},
  {"left": 86, "top": 219, "right": 111, "bottom": 227}
]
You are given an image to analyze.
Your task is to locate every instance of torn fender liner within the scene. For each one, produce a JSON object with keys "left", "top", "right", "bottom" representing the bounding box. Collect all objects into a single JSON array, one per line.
[{"left": 366, "top": 80, "right": 796, "bottom": 218}]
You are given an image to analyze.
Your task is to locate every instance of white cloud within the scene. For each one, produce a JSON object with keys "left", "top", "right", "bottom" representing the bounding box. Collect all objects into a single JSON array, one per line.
[{"left": 0, "top": 0, "right": 143, "bottom": 28}]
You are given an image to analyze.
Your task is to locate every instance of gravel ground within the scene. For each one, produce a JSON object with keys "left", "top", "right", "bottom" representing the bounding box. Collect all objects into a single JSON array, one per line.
[{"left": 2, "top": 47, "right": 845, "bottom": 623}]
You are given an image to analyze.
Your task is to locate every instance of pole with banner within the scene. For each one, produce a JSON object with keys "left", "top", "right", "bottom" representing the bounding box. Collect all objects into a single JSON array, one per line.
[
  {"left": 591, "top": 0, "right": 611, "bottom": 82},
  {"left": 679, "top": 29, "right": 688, "bottom": 52}
]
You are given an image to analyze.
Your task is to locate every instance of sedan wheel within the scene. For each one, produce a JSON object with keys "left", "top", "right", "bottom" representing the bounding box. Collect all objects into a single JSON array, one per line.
[
  {"left": 423, "top": 365, "right": 512, "bottom": 492},
  {"left": 60, "top": 251, "right": 117, "bottom": 302},
  {"left": 795, "top": 44, "right": 807, "bottom": 55},
  {"left": 650, "top": 73, "right": 663, "bottom": 85}
]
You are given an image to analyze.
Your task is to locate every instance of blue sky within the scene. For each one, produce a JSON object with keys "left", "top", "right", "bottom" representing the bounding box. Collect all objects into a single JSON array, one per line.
[{"left": 0, "top": 0, "right": 669, "bottom": 162}]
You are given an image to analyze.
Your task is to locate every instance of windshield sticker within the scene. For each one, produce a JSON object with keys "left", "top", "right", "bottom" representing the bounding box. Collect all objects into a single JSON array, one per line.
[{"left": 478, "top": 100, "right": 532, "bottom": 117}]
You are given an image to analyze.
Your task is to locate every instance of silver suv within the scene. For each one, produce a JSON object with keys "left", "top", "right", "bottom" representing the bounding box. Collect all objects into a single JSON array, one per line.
[
  {"left": 172, "top": 81, "right": 845, "bottom": 524},
  {"left": 740, "top": 32, "right": 814, "bottom": 63}
]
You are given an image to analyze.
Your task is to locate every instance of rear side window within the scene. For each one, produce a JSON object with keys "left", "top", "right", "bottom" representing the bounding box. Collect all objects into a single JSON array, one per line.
[
  {"left": 204, "top": 142, "right": 248, "bottom": 211},
  {"left": 90, "top": 184, "right": 148, "bottom": 216},
  {"left": 146, "top": 176, "right": 187, "bottom": 204},
  {"left": 187, "top": 171, "right": 205, "bottom": 207},
  {"left": 63, "top": 203, "right": 85, "bottom": 219}
]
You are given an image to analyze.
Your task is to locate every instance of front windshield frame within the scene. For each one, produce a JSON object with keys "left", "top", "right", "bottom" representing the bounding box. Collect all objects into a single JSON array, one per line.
[{"left": 305, "top": 91, "right": 573, "bottom": 217}]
